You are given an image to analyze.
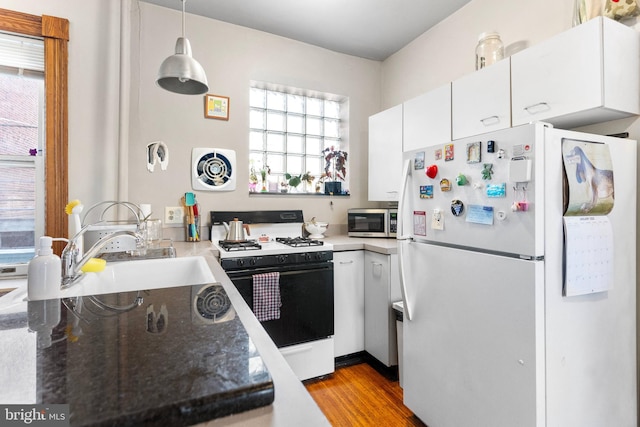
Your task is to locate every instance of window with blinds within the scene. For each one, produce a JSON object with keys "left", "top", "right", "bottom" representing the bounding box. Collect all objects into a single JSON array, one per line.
[{"left": 0, "top": 32, "right": 45, "bottom": 272}]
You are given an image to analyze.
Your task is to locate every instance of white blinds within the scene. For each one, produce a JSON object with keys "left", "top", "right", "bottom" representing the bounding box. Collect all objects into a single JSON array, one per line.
[{"left": 0, "top": 32, "right": 44, "bottom": 72}]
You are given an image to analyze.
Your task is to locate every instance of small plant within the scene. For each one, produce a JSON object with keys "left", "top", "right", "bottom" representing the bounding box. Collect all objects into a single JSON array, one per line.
[
  {"left": 260, "top": 165, "right": 270, "bottom": 182},
  {"left": 323, "top": 147, "right": 347, "bottom": 181},
  {"left": 284, "top": 173, "right": 302, "bottom": 188},
  {"left": 301, "top": 172, "right": 315, "bottom": 185}
]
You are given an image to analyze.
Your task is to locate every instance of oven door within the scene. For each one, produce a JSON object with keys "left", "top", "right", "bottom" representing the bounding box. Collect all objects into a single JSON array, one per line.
[{"left": 225, "top": 262, "right": 334, "bottom": 348}]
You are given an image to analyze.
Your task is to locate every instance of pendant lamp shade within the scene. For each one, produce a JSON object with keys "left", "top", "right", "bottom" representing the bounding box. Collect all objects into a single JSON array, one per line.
[{"left": 156, "top": 0, "right": 209, "bottom": 95}]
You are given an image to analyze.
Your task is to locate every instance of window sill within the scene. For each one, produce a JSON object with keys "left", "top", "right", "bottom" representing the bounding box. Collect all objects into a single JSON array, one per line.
[{"left": 249, "top": 191, "right": 349, "bottom": 197}]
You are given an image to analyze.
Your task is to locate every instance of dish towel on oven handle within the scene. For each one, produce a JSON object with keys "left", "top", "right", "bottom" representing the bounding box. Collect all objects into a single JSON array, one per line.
[{"left": 252, "top": 272, "right": 282, "bottom": 322}]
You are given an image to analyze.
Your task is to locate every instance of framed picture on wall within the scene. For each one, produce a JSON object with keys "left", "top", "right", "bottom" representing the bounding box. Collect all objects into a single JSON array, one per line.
[{"left": 204, "top": 94, "right": 230, "bottom": 120}]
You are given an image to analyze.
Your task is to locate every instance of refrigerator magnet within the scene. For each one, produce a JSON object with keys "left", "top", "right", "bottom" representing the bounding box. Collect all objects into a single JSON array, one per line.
[
  {"left": 420, "top": 185, "right": 434, "bottom": 199},
  {"left": 414, "top": 152, "right": 425, "bottom": 170},
  {"left": 450, "top": 199, "right": 464, "bottom": 216},
  {"left": 440, "top": 178, "right": 452, "bottom": 192},
  {"left": 467, "top": 141, "right": 481, "bottom": 163},
  {"left": 431, "top": 209, "right": 444, "bottom": 230},
  {"left": 426, "top": 164, "right": 438, "bottom": 179},
  {"left": 486, "top": 183, "right": 506, "bottom": 198},
  {"left": 482, "top": 163, "right": 493, "bottom": 180},
  {"left": 445, "top": 144, "right": 454, "bottom": 161},
  {"left": 413, "top": 211, "right": 427, "bottom": 236},
  {"left": 456, "top": 173, "right": 468, "bottom": 186},
  {"left": 434, "top": 149, "right": 442, "bottom": 160}
]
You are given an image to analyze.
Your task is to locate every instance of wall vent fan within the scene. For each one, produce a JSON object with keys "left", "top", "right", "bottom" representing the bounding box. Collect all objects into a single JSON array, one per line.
[{"left": 191, "top": 148, "right": 236, "bottom": 191}]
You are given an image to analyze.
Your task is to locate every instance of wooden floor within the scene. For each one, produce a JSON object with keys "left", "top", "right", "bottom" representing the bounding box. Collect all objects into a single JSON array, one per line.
[{"left": 305, "top": 362, "right": 427, "bottom": 427}]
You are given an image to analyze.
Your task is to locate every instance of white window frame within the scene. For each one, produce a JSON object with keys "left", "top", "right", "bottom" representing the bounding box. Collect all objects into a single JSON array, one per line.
[{"left": 249, "top": 82, "right": 349, "bottom": 194}]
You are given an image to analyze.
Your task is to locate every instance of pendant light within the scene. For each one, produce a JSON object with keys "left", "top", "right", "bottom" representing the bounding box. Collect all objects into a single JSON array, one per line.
[{"left": 156, "top": 0, "right": 209, "bottom": 95}]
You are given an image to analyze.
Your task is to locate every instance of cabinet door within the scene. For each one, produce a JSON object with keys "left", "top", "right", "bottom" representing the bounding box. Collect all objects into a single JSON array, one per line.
[
  {"left": 452, "top": 59, "right": 511, "bottom": 139},
  {"left": 403, "top": 84, "right": 451, "bottom": 152},
  {"left": 364, "top": 251, "right": 397, "bottom": 366},
  {"left": 333, "top": 251, "right": 365, "bottom": 357},
  {"left": 368, "top": 105, "right": 403, "bottom": 201},
  {"left": 512, "top": 17, "right": 639, "bottom": 128}
]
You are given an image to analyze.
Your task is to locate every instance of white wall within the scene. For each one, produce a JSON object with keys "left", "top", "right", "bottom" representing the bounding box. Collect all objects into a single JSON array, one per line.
[
  {"left": 0, "top": 0, "right": 381, "bottom": 235},
  {"left": 128, "top": 3, "right": 382, "bottom": 234},
  {"left": 381, "top": 0, "right": 575, "bottom": 108},
  {"left": 0, "top": 0, "right": 123, "bottom": 208}
]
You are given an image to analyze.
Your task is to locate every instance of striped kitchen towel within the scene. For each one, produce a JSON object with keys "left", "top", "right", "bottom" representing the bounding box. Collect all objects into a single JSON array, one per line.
[{"left": 252, "top": 272, "right": 282, "bottom": 322}]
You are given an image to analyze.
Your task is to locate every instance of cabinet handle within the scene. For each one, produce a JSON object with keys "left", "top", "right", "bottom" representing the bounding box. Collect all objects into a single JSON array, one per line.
[
  {"left": 523, "top": 102, "right": 550, "bottom": 115},
  {"left": 480, "top": 115, "right": 499, "bottom": 126},
  {"left": 371, "top": 262, "right": 383, "bottom": 276},
  {"left": 339, "top": 260, "right": 354, "bottom": 264}
]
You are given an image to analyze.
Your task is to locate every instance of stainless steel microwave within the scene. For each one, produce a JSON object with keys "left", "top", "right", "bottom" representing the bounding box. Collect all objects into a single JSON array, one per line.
[{"left": 347, "top": 208, "right": 397, "bottom": 238}]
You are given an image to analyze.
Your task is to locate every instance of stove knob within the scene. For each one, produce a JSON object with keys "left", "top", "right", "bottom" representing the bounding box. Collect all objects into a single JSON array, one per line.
[
  {"left": 315, "top": 252, "right": 323, "bottom": 260},
  {"left": 237, "top": 259, "right": 245, "bottom": 267},
  {"left": 278, "top": 255, "right": 287, "bottom": 263},
  {"left": 250, "top": 258, "right": 257, "bottom": 266},
  {"left": 304, "top": 253, "right": 312, "bottom": 261}
]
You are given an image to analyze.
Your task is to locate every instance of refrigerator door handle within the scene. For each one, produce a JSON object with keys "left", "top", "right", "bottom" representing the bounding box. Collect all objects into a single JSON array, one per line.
[
  {"left": 397, "top": 159, "right": 413, "bottom": 321},
  {"left": 398, "top": 239, "right": 413, "bottom": 321}
]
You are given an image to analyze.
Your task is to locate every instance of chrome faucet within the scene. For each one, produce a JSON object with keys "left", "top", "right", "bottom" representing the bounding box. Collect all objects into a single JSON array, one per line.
[{"left": 61, "top": 229, "right": 144, "bottom": 288}]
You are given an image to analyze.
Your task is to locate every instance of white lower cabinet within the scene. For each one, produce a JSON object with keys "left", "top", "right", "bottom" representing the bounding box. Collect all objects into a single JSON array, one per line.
[
  {"left": 333, "top": 251, "right": 365, "bottom": 357},
  {"left": 364, "top": 251, "right": 401, "bottom": 367}
]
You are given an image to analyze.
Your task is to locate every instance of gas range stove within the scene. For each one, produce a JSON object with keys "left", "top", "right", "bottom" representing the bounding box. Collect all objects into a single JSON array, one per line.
[{"left": 210, "top": 210, "right": 333, "bottom": 269}]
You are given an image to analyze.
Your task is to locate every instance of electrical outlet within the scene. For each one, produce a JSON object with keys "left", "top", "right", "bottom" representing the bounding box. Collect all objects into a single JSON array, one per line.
[{"left": 164, "top": 206, "right": 184, "bottom": 226}]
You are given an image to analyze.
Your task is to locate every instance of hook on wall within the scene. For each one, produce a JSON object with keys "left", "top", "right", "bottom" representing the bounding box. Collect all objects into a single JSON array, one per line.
[{"left": 146, "top": 141, "right": 169, "bottom": 172}]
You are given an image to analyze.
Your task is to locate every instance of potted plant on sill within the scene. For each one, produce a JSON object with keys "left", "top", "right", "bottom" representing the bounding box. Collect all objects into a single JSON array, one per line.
[
  {"left": 249, "top": 164, "right": 259, "bottom": 192},
  {"left": 323, "top": 146, "right": 347, "bottom": 194},
  {"left": 260, "top": 166, "right": 270, "bottom": 192}
]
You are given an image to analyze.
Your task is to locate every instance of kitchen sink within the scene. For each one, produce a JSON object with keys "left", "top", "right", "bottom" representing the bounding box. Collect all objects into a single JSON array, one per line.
[
  {"left": 57, "top": 256, "right": 215, "bottom": 299},
  {"left": 0, "top": 256, "right": 216, "bottom": 305},
  {"left": 98, "top": 246, "right": 177, "bottom": 262}
]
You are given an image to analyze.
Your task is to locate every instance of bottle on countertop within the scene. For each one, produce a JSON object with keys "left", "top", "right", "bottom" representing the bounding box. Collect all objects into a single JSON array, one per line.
[
  {"left": 475, "top": 31, "right": 504, "bottom": 70},
  {"left": 27, "top": 236, "right": 62, "bottom": 300}
]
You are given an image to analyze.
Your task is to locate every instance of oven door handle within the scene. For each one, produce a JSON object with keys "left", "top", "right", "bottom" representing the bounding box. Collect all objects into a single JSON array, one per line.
[{"left": 227, "top": 265, "right": 333, "bottom": 280}]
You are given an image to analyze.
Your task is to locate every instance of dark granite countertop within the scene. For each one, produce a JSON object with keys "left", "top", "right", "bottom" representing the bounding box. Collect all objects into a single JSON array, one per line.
[{"left": 1, "top": 284, "right": 274, "bottom": 426}]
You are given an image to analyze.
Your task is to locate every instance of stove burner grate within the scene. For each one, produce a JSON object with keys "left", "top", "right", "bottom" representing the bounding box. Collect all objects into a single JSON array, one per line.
[
  {"left": 218, "top": 240, "right": 262, "bottom": 251},
  {"left": 275, "top": 237, "right": 324, "bottom": 247}
]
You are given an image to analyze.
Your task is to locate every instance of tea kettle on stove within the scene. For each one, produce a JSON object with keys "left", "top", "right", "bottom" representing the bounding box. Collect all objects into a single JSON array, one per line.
[{"left": 222, "top": 218, "right": 250, "bottom": 242}]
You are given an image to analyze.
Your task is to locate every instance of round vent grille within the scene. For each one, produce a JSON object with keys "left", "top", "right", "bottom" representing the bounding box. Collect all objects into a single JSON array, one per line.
[{"left": 191, "top": 148, "right": 236, "bottom": 191}]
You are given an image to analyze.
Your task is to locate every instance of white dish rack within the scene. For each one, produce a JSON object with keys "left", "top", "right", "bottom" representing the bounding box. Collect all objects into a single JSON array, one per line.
[{"left": 82, "top": 202, "right": 144, "bottom": 253}]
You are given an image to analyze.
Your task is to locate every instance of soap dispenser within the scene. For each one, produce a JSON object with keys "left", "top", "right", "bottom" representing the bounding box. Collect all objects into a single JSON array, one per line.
[{"left": 27, "top": 236, "right": 62, "bottom": 300}]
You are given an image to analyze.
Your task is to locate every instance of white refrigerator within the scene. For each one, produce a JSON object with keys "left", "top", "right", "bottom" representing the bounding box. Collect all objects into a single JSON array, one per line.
[{"left": 397, "top": 122, "right": 637, "bottom": 427}]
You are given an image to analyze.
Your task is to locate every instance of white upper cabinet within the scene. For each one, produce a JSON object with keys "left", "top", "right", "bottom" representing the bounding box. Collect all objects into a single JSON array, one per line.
[
  {"left": 368, "top": 104, "right": 403, "bottom": 202},
  {"left": 452, "top": 59, "right": 511, "bottom": 139},
  {"left": 403, "top": 83, "right": 452, "bottom": 152},
  {"left": 511, "top": 17, "right": 640, "bottom": 128}
]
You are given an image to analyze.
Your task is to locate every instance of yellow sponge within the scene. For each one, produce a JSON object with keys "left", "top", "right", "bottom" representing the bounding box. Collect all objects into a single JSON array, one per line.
[{"left": 80, "top": 257, "right": 107, "bottom": 273}]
